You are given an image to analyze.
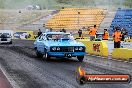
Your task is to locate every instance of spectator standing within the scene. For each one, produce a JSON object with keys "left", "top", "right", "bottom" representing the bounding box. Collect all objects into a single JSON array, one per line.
[
  {"left": 112, "top": 27, "right": 122, "bottom": 48},
  {"left": 89, "top": 25, "right": 97, "bottom": 41},
  {"left": 78, "top": 29, "right": 82, "bottom": 37},
  {"left": 103, "top": 29, "right": 109, "bottom": 40},
  {"left": 130, "top": 35, "right": 132, "bottom": 39},
  {"left": 50, "top": 28, "right": 53, "bottom": 32},
  {"left": 62, "top": 28, "right": 66, "bottom": 33},
  {"left": 121, "top": 28, "right": 128, "bottom": 41},
  {"left": 38, "top": 29, "right": 42, "bottom": 37}
]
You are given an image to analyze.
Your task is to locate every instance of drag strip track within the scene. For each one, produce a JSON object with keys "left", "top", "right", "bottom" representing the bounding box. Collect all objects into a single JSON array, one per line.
[
  {"left": 0, "top": 40, "right": 132, "bottom": 88},
  {"left": 1, "top": 46, "right": 125, "bottom": 74}
]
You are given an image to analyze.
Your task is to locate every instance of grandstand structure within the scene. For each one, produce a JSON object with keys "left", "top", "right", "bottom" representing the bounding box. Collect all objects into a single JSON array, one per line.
[
  {"left": 45, "top": 8, "right": 107, "bottom": 30},
  {"left": 109, "top": 8, "right": 132, "bottom": 35}
]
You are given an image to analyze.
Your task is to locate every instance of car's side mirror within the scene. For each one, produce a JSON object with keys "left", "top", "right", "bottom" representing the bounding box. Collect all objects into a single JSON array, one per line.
[
  {"left": 45, "top": 39, "right": 47, "bottom": 41},
  {"left": 43, "top": 38, "right": 46, "bottom": 41}
]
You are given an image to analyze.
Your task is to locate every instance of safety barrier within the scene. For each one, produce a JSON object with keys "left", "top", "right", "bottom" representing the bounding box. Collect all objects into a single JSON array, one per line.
[
  {"left": 112, "top": 48, "right": 132, "bottom": 61},
  {"left": 13, "top": 31, "right": 36, "bottom": 40},
  {"left": 75, "top": 37, "right": 90, "bottom": 41},
  {"left": 78, "top": 40, "right": 109, "bottom": 57},
  {"left": 125, "top": 39, "right": 132, "bottom": 42},
  {"left": 34, "top": 35, "right": 38, "bottom": 40}
]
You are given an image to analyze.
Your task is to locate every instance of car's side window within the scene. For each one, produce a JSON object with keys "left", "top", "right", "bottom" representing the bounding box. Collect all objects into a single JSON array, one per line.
[
  {"left": 38, "top": 35, "right": 42, "bottom": 40},
  {"left": 39, "top": 34, "right": 46, "bottom": 40},
  {"left": 42, "top": 34, "right": 46, "bottom": 40}
]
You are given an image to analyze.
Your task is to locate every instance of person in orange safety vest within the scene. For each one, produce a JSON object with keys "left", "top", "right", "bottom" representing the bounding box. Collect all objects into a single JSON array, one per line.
[
  {"left": 89, "top": 25, "right": 97, "bottom": 41},
  {"left": 103, "top": 29, "right": 109, "bottom": 40},
  {"left": 112, "top": 27, "right": 122, "bottom": 48}
]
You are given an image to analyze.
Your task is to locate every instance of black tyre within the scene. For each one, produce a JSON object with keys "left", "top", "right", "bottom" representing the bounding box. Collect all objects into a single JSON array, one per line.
[
  {"left": 79, "top": 77, "right": 86, "bottom": 85},
  {"left": 9, "top": 41, "right": 12, "bottom": 44},
  {"left": 44, "top": 49, "right": 51, "bottom": 61},
  {"left": 77, "top": 56, "right": 84, "bottom": 62},
  {"left": 36, "top": 50, "right": 43, "bottom": 58}
]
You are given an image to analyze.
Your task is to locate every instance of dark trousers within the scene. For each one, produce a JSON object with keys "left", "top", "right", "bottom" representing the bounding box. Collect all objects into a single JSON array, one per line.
[
  {"left": 79, "top": 34, "right": 82, "bottom": 37},
  {"left": 103, "top": 39, "right": 108, "bottom": 40},
  {"left": 114, "top": 41, "right": 121, "bottom": 48}
]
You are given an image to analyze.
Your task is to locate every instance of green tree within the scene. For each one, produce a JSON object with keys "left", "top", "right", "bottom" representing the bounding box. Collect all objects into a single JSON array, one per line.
[
  {"left": 0, "top": 0, "right": 5, "bottom": 9},
  {"left": 123, "top": 0, "right": 132, "bottom": 8},
  {"left": 56, "top": 0, "right": 70, "bottom": 4}
]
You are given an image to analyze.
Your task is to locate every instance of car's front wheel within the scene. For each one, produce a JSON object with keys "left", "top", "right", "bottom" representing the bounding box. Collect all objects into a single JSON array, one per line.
[
  {"left": 79, "top": 76, "right": 86, "bottom": 85},
  {"left": 44, "top": 50, "right": 51, "bottom": 61},
  {"left": 9, "top": 41, "right": 12, "bottom": 44},
  {"left": 36, "top": 50, "right": 43, "bottom": 58},
  {"left": 77, "top": 56, "right": 84, "bottom": 62}
]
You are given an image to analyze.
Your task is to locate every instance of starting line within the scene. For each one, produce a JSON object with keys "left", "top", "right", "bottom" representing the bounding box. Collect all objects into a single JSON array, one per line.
[{"left": 86, "top": 54, "right": 132, "bottom": 64}]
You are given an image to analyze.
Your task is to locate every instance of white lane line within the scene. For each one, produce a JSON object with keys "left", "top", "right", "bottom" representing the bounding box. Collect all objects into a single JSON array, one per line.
[
  {"left": 112, "top": 59, "right": 132, "bottom": 63},
  {"left": 102, "top": 57, "right": 107, "bottom": 59},
  {"left": 112, "top": 59, "right": 117, "bottom": 61},
  {"left": 124, "top": 61, "right": 128, "bottom": 63},
  {"left": 0, "top": 64, "right": 20, "bottom": 88},
  {"left": 117, "top": 60, "right": 122, "bottom": 62},
  {"left": 96, "top": 56, "right": 101, "bottom": 58},
  {"left": 87, "top": 54, "right": 90, "bottom": 55},
  {"left": 91, "top": 55, "right": 95, "bottom": 56},
  {"left": 129, "top": 62, "right": 132, "bottom": 63},
  {"left": 86, "top": 54, "right": 132, "bottom": 64},
  {"left": 106, "top": 56, "right": 111, "bottom": 59}
]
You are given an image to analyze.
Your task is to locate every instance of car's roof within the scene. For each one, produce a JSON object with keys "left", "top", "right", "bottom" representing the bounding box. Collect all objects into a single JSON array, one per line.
[
  {"left": 43, "top": 32, "right": 70, "bottom": 35},
  {"left": 1, "top": 33, "right": 10, "bottom": 34}
]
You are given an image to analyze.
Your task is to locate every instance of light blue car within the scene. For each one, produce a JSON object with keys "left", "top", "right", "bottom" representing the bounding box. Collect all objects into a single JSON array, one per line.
[{"left": 34, "top": 32, "right": 86, "bottom": 62}]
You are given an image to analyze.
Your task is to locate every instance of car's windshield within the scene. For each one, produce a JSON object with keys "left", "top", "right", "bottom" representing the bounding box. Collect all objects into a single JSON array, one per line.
[
  {"left": 0, "top": 33, "right": 11, "bottom": 38},
  {"left": 46, "top": 34, "right": 74, "bottom": 40}
]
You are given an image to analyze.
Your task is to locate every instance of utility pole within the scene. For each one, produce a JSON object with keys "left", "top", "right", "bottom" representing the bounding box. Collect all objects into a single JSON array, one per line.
[{"left": 78, "top": 11, "right": 80, "bottom": 30}]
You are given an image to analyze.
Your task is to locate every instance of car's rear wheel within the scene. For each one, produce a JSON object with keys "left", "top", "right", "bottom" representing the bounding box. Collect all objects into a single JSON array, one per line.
[{"left": 77, "top": 56, "right": 84, "bottom": 62}]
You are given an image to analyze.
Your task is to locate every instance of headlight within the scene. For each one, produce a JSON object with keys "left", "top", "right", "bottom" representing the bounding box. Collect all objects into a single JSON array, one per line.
[
  {"left": 79, "top": 47, "right": 83, "bottom": 51},
  {"left": 56, "top": 47, "right": 60, "bottom": 50},
  {"left": 51, "top": 47, "right": 60, "bottom": 51},
  {"left": 52, "top": 47, "right": 56, "bottom": 51},
  {"left": 75, "top": 47, "right": 79, "bottom": 50}
]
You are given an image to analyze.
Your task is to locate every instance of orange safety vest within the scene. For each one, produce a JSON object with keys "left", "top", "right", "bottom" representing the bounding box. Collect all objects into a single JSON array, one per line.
[
  {"left": 112, "top": 32, "right": 122, "bottom": 42},
  {"left": 89, "top": 28, "right": 97, "bottom": 36},
  {"left": 103, "top": 31, "right": 109, "bottom": 40}
]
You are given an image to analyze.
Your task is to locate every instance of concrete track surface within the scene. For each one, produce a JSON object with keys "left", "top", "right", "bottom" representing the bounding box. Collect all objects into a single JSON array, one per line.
[{"left": 0, "top": 40, "right": 132, "bottom": 88}]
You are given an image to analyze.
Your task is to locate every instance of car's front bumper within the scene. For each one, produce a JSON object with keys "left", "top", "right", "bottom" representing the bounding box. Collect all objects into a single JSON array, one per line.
[
  {"left": 0, "top": 41, "right": 11, "bottom": 44},
  {"left": 0, "top": 38, "right": 12, "bottom": 44},
  {"left": 48, "top": 52, "right": 85, "bottom": 57}
]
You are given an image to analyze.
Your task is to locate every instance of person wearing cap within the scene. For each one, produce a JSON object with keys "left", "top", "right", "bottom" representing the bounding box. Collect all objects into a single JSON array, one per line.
[
  {"left": 103, "top": 29, "right": 109, "bottom": 40},
  {"left": 89, "top": 25, "right": 97, "bottom": 41},
  {"left": 62, "top": 28, "right": 66, "bottom": 33},
  {"left": 112, "top": 27, "right": 122, "bottom": 48}
]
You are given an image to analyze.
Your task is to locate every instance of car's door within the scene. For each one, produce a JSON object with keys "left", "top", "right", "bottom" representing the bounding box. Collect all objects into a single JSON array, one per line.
[{"left": 37, "top": 34, "right": 46, "bottom": 53}]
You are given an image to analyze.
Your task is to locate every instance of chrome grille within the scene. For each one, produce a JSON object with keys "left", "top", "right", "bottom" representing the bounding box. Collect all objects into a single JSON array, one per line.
[{"left": 62, "top": 47, "right": 74, "bottom": 52}]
